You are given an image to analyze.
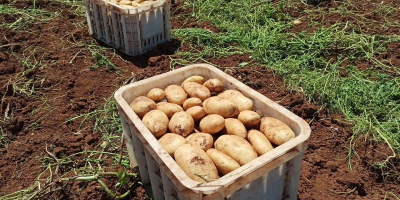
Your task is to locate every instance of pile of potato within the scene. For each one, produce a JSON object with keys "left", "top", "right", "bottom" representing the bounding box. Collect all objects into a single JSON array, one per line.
[
  {"left": 130, "top": 75, "right": 296, "bottom": 183},
  {"left": 106, "top": 0, "right": 154, "bottom": 8}
]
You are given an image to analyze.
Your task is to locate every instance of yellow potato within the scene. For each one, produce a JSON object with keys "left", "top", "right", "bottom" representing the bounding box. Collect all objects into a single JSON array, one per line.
[
  {"left": 206, "top": 148, "right": 240, "bottom": 175},
  {"left": 248, "top": 130, "right": 274, "bottom": 156},
  {"left": 168, "top": 111, "right": 194, "bottom": 137},
  {"left": 215, "top": 135, "right": 258, "bottom": 166},
  {"left": 182, "top": 82, "right": 211, "bottom": 101},
  {"left": 164, "top": 85, "right": 187, "bottom": 105},
  {"left": 181, "top": 75, "right": 205, "bottom": 86},
  {"left": 186, "top": 132, "right": 213, "bottom": 151},
  {"left": 203, "top": 79, "right": 224, "bottom": 93},
  {"left": 260, "top": 117, "right": 295, "bottom": 145},
  {"left": 119, "top": 0, "right": 132, "bottom": 5},
  {"left": 223, "top": 118, "right": 247, "bottom": 138},
  {"left": 218, "top": 90, "right": 253, "bottom": 112},
  {"left": 156, "top": 102, "right": 184, "bottom": 119},
  {"left": 203, "top": 97, "right": 239, "bottom": 118},
  {"left": 186, "top": 106, "right": 206, "bottom": 122},
  {"left": 147, "top": 88, "right": 165, "bottom": 101},
  {"left": 158, "top": 133, "right": 187, "bottom": 158},
  {"left": 175, "top": 144, "right": 219, "bottom": 183},
  {"left": 199, "top": 114, "right": 225, "bottom": 134},
  {"left": 142, "top": 110, "right": 169, "bottom": 138},
  {"left": 183, "top": 98, "right": 202, "bottom": 110},
  {"left": 238, "top": 110, "right": 261, "bottom": 127},
  {"left": 130, "top": 96, "right": 156, "bottom": 118}
]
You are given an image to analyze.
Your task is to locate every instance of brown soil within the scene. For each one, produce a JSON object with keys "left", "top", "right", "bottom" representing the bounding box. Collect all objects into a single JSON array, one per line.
[
  {"left": 288, "top": 0, "right": 400, "bottom": 35},
  {"left": 0, "top": 0, "right": 399, "bottom": 200},
  {"left": 286, "top": 0, "right": 400, "bottom": 73}
]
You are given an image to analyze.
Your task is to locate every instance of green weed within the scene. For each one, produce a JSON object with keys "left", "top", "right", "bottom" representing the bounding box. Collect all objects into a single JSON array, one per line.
[{"left": 0, "top": 4, "right": 59, "bottom": 30}]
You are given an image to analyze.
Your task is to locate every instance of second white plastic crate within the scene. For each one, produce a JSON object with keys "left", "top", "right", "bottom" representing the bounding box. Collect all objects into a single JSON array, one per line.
[{"left": 84, "top": 0, "right": 171, "bottom": 56}]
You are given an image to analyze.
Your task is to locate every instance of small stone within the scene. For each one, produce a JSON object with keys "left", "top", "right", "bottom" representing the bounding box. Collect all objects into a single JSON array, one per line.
[{"left": 293, "top": 20, "right": 302, "bottom": 25}]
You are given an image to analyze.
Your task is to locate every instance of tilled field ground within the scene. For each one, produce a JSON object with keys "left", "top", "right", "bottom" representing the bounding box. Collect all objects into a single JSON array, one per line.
[{"left": 0, "top": 0, "right": 399, "bottom": 199}]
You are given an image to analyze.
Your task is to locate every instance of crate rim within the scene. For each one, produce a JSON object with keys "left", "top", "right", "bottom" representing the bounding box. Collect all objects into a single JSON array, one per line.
[
  {"left": 93, "top": 0, "right": 169, "bottom": 14},
  {"left": 114, "top": 63, "right": 311, "bottom": 195}
]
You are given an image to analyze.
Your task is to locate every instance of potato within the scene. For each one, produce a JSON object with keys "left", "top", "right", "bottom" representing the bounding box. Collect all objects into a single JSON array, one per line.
[
  {"left": 142, "top": 110, "right": 169, "bottom": 137},
  {"left": 218, "top": 90, "right": 253, "bottom": 112},
  {"left": 215, "top": 135, "right": 258, "bottom": 166},
  {"left": 175, "top": 144, "right": 219, "bottom": 183},
  {"left": 158, "top": 133, "right": 187, "bottom": 158},
  {"left": 203, "top": 97, "right": 239, "bottom": 118},
  {"left": 260, "top": 117, "right": 295, "bottom": 145},
  {"left": 203, "top": 79, "right": 224, "bottom": 93},
  {"left": 164, "top": 85, "right": 187, "bottom": 105},
  {"left": 206, "top": 148, "right": 240, "bottom": 175},
  {"left": 168, "top": 111, "right": 194, "bottom": 137},
  {"left": 223, "top": 118, "right": 247, "bottom": 138},
  {"left": 238, "top": 110, "right": 261, "bottom": 127},
  {"left": 130, "top": 96, "right": 156, "bottom": 118},
  {"left": 147, "top": 88, "right": 165, "bottom": 101},
  {"left": 182, "top": 82, "right": 211, "bottom": 101},
  {"left": 248, "top": 130, "right": 274, "bottom": 156},
  {"left": 199, "top": 114, "right": 225, "bottom": 134},
  {"left": 181, "top": 75, "right": 205, "bottom": 86},
  {"left": 186, "top": 106, "right": 205, "bottom": 122},
  {"left": 186, "top": 132, "right": 213, "bottom": 151},
  {"left": 183, "top": 98, "right": 202, "bottom": 110},
  {"left": 156, "top": 102, "right": 184, "bottom": 119},
  {"left": 119, "top": 0, "right": 132, "bottom": 5}
]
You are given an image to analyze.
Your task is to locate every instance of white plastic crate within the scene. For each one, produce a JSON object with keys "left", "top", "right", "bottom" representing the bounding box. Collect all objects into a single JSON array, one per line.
[
  {"left": 84, "top": 0, "right": 171, "bottom": 56},
  {"left": 114, "top": 64, "right": 311, "bottom": 200}
]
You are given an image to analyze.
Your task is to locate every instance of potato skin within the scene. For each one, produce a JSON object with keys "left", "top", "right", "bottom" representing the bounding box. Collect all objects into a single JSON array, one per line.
[
  {"left": 206, "top": 148, "right": 240, "bottom": 175},
  {"left": 119, "top": 0, "right": 132, "bottom": 5},
  {"left": 168, "top": 111, "right": 195, "bottom": 137},
  {"left": 218, "top": 90, "right": 253, "bottom": 112},
  {"left": 238, "top": 110, "right": 261, "bottom": 127},
  {"left": 181, "top": 75, "right": 205, "bottom": 86},
  {"left": 199, "top": 114, "right": 225, "bottom": 134},
  {"left": 175, "top": 144, "right": 219, "bottom": 183},
  {"left": 158, "top": 133, "right": 187, "bottom": 158},
  {"left": 142, "top": 110, "right": 169, "bottom": 137},
  {"left": 248, "top": 130, "right": 274, "bottom": 156},
  {"left": 215, "top": 135, "right": 258, "bottom": 166},
  {"left": 186, "top": 132, "right": 213, "bottom": 151},
  {"left": 203, "top": 79, "right": 224, "bottom": 93},
  {"left": 157, "top": 102, "right": 184, "bottom": 119},
  {"left": 164, "top": 85, "right": 187, "bottom": 105},
  {"left": 183, "top": 98, "right": 202, "bottom": 110},
  {"left": 186, "top": 106, "right": 206, "bottom": 122},
  {"left": 130, "top": 96, "right": 157, "bottom": 119},
  {"left": 260, "top": 117, "right": 295, "bottom": 145},
  {"left": 182, "top": 82, "right": 211, "bottom": 101},
  {"left": 147, "top": 88, "right": 165, "bottom": 101},
  {"left": 203, "top": 97, "right": 239, "bottom": 118},
  {"left": 223, "top": 118, "right": 247, "bottom": 138}
]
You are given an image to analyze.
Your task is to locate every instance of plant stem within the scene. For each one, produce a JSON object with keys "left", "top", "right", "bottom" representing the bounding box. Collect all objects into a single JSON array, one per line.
[{"left": 97, "top": 179, "right": 116, "bottom": 199}]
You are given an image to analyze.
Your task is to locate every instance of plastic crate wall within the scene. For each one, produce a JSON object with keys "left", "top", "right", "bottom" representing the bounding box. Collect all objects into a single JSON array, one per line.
[{"left": 84, "top": 0, "right": 171, "bottom": 56}]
